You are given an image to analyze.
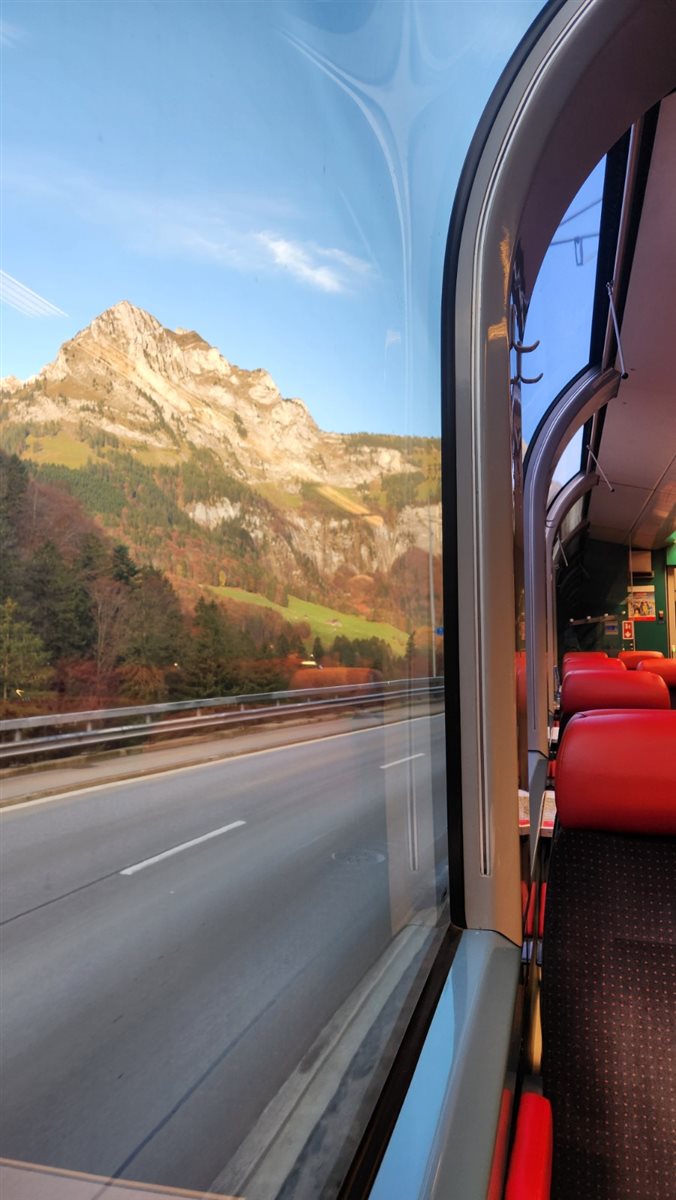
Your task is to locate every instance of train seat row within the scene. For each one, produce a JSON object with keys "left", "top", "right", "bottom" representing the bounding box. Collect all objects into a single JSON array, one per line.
[
  {"left": 539, "top": 708, "right": 676, "bottom": 1199},
  {"left": 558, "top": 653, "right": 675, "bottom": 738}
]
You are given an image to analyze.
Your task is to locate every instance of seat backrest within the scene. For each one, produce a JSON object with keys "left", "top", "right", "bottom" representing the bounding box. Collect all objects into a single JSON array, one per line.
[
  {"left": 561, "top": 659, "right": 625, "bottom": 682},
  {"left": 554, "top": 709, "right": 676, "bottom": 831},
  {"left": 637, "top": 657, "right": 676, "bottom": 707},
  {"left": 559, "top": 666, "right": 669, "bottom": 717},
  {"left": 618, "top": 649, "right": 665, "bottom": 669},
  {"left": 542, "top": 711, "right": 676, "bottom": 1197}
]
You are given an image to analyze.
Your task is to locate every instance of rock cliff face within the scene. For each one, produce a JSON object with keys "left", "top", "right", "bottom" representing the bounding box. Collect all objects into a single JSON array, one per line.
[
  {"left": 0, "top": 303, "right": 441, "bottom": 618},
  {"left": 2, "top": 301, "right": 413, "bottom": 486}
]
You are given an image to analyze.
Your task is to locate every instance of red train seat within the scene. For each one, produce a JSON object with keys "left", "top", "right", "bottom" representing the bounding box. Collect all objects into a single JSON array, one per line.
[
  {"left": 562, "top": 651, "right": 608, "bottom": 665},
  {"left": 561, "top": 658, "right": 624, "bottom": 680},
  {"left": 560, "top": 666, "right": 669, "bottom": 719},
  {"left": 637, "top": 657, "right": 676, "bottom": 707},
  {"left": 618, "top": 648, "right": 664, "bottom": 669},
  {"left": 542, "top": 710, "right": 676, "bottom": 1198}
]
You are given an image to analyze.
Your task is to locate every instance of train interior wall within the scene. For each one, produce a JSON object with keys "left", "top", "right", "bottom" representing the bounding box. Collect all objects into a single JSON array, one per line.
[{"left": 558, "top": 539, "right": 671, "bottom": 657}]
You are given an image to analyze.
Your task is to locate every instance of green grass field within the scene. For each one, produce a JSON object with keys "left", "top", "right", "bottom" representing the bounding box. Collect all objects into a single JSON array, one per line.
[
  {"left": 133, "top": 445, "right": 183, "bottom": 467},
  {"left": 255, "top": 482, "right": 303, "bottom": 510},
  {"left": 209, "top": 586, "right": 408, "bottom": 654},
  {"left": 25, "top": 433, "right": 98, "bottom": 469}
]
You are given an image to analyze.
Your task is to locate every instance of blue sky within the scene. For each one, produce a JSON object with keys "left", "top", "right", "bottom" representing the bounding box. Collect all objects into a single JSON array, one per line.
[
  {"left": 1, "top": 1, "right": 549, "bottom": 437},
  {"left": 524, "top": 159, "right": 606, "bottom": 485}
]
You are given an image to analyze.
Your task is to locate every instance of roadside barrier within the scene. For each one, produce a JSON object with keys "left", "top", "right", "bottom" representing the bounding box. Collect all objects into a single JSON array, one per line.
[{"left": 0, "top": 678, "right": 444, "bottom": 763}]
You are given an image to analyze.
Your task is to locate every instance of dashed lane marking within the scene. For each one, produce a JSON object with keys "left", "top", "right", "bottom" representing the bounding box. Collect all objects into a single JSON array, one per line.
[
  {"left": 380, "top": 753, "right": 425, "bottom": 770},
  {"left": 120, "top": 820, "right": 246, "bottom": 876}
]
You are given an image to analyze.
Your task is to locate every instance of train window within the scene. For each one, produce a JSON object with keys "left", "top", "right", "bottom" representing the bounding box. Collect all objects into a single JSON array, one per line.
[
  {"left": 521, "top": 157, "right": 606, "bottom": 464},
  {"left": 550, "top": 427, "right": 584, "bottom": 500},
  {"left": 0, "top": 2, "right": 547, "bottom": 1198}
]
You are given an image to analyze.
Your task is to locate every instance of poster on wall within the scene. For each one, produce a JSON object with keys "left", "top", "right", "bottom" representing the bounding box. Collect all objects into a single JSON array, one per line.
[
  {"left": 627, "top": 585, "right": 656, "bottom": 621},
  {"left": 622, "top": 619, "right": 634, "bottom": 641}
]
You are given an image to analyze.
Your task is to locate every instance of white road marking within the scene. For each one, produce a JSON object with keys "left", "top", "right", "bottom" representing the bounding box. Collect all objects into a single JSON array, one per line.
[
  {"left": 120, "top": 820, "right": 246, "bottom": 876},
  {"left": 380, "top": 753, "right": 425, "bottom": 770},
  {"left": 1, "top": 712, "right": 445, "bottom": 813}
]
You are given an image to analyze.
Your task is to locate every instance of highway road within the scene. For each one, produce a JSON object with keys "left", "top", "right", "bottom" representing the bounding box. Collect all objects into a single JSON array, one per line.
[{"left": 0, "top": 711, "right": 448, "bottom": 1197}]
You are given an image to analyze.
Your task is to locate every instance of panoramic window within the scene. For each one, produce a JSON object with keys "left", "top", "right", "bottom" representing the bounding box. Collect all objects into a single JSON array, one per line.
[
  {"left": 522, "top": 156, "right": 606, "bottom": 489},
  {"left": 1, "top": 3, "right": 544, "bottom": 1197}
]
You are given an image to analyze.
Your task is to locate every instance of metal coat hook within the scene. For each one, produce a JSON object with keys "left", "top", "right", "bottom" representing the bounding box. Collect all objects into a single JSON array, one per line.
[{"left": 510, "top": 304, "right": 543, "bottom": 386}]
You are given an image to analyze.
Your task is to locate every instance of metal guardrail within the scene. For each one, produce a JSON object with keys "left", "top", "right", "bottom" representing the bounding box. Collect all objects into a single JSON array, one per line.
[{"left": 0, "top": 678, "right": 444, "bottom": 761}]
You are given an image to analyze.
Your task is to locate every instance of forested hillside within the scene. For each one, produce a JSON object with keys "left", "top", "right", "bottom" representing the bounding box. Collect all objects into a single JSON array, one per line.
[
  {"left": 1, "top": 451, "right": 433, "bottom": 712},
  {"left": 0, "top": 304, "right": 443, "bottom": 711}
]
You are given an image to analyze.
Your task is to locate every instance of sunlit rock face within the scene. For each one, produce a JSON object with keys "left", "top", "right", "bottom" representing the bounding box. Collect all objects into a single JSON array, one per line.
[
  {"left": 1, "top": 303, "right": 440, "bottom": 600},
  {"left": 4, "top": 301, "right": 417, "bottom": 487}
]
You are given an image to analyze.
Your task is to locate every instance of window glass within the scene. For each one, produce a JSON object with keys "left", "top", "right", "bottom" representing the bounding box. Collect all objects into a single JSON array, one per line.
[
  {"left": 549, "top": 428, "right": 584, "bottom": 504},
  {"left": 521, "top": 158, "right": 606, "bottom": 453},
  {"left": 560, "top": 496, "right": 585, "bottom": 546},
  {"left": 0, "top": 3, "right": 545, "bottom": 1196}
]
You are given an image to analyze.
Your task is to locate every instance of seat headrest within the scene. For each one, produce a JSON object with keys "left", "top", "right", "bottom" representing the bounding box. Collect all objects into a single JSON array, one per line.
[
  {"left": 562, "top": 652, "right": 608, "bottom": 666},
  {"left": 560, "top": 668, "right": 669, "bottom": 715},
  {"left": 637, "top": 658, "right": 676, "bottom": 685},
  {"left": 618, "top": 650, "right": 665, "bottom": 670},
  {"left": 556, "top": 710, "right": 676, "bottom": 833},
  {"left": 561, "top": 659, "right": 625, "bottom": 680}
]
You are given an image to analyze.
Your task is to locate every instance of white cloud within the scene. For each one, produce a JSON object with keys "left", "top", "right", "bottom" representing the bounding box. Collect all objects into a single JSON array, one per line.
[
  {"left": 385, "top": 329, "right": 401, "bottom": 350},
  {"left": 257, "top": 234, "right": 357, "bottom": 294},
  {"left": 4, "top": 158, "right": 371, "bottom": 296},
  {"left": 0, "top": 270, "right": 66, "bottom": 318}
]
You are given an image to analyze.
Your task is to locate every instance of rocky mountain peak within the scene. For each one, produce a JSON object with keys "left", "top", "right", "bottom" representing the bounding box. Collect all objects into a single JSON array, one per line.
[
  {"left": 87, "top": 300, "right": 163, "bottom": 343},
  {"left": 1, "top": 302, "right": 425, "bottom": 491}
]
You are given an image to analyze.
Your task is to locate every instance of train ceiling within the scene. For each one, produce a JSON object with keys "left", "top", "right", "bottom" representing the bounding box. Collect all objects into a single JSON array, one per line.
[{"left": 588, "top": 92, "right": 676, "bottom": 550}]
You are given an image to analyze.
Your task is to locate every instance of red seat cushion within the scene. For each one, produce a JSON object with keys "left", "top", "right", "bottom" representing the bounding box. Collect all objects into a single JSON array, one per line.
[
  {"left": 560, "top": 667, "right": 669, "bottom": 715},
  {"left": 555, "top": 710, "right": 676, "bottom": 833}
]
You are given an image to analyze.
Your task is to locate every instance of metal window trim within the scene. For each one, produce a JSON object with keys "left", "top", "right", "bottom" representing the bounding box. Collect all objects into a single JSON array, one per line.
[{"left": 524, "top": 368, "right": 619, "bottom": 792}]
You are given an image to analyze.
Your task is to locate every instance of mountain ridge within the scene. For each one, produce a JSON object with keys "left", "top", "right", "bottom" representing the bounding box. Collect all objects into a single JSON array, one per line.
[
  {"left": 0, "top": 302, "right": 442, "bottom": 631},
  {"left": 1, "top": 301, "right": 417, "bottom": 488}
]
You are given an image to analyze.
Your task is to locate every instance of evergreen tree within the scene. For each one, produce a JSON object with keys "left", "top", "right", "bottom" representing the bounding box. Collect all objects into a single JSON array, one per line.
[
  {"left": 111, "top": 543, "right": 138, "bottom": 584},
  {"left": 24, "top": 541, "right": 95, "bottom": 659},
  {"left": 0, "top": 454, "right": 29, "bottom": 604},
  {"left": 0, "top": 598, "right": 51, "bottom": 701},
  {"left": 122, "top": 567, "right": 185, "bottom": 668},
  {"left": 312, "top": 636, "right": 325, "bottom": 664},
  {"left": 77, "top": 533, "right": 109, "bottom": 582},
  {"left": 183, "top": 597, "right": 251, "bottom": 696},
  {"left": 332, "top": 635, "right": 356, "bottom": 666}
]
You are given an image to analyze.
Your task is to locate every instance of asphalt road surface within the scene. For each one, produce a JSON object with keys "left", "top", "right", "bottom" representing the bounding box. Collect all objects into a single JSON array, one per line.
[{"left": 0, "top": 713, "right": 447, "bottom": 1194}]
